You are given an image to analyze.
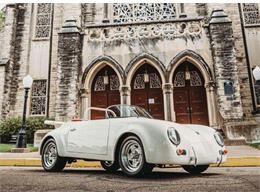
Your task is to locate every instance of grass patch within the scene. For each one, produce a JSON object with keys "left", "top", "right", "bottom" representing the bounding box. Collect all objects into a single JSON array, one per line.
[
  {"left": 0, "top": 144, "right": 38, "bottom": 152},
  {"left": 250, "top": 143, "right": 260, "bottom": 150}
]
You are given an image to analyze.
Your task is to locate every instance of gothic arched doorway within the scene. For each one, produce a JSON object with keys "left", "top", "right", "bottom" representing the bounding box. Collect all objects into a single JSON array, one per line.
[
  {"left": 91, "top": 66, "right": 120, "bottom": 119},
  {"left": 173, "top": 62, "right": 209, "bottom": 125},
  {"left": 131, "top": 64, "right": 164, "bottom": 120}
]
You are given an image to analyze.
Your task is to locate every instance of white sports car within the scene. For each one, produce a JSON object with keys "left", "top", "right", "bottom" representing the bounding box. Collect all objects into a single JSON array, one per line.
[{"left": 40, "top": 104, "right": 227, "bottom": 176}]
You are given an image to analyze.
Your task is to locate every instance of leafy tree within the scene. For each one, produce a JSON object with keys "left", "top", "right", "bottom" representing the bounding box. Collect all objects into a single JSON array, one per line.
[{"left": 0, "top": 10, "right": 5, "bottom": 29}]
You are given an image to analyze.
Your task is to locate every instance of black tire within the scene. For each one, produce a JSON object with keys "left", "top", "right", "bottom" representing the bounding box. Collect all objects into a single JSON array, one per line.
[
  {"left": 100, "top": 161, "right": 120, "bottom": 172},
  {"left": 118, "top": 135, "right": 154, "bottom": 177},
  {"left": 41, "top": 138, "right": 67, "bottom": 172},
  {"left": 182, "top": 165, "right": 209, "bottom": 174}
]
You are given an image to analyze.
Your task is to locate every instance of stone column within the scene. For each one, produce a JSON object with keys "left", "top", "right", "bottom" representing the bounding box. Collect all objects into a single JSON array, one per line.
[
  {"left": 205, "top": 81, "right": 218, "bottom": 127},
  {"left": 79, "top": 88, "right": 90, "bottom": 120},
  {"left": 56, "top": 17, "right": 82, "bottom": 121},
  {"left": 162, "top": 83, "right": 174, "bottom": 121},
  {"left": 209, "top": 9, "right": 243, "bottom": 121},
  {"left": 120, "top": 85, "right": 131, "bottom": 105}
]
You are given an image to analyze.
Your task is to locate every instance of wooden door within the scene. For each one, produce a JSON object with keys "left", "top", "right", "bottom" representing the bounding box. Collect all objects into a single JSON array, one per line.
[
  {"left": 131, "top": 64, "right": 164, "bottom": 120},
  {"left": 173, "top": 64, "right": 209, "bottom": 125},
  {"left": 91, "top": 66, "right": 120, "bottom": 119}
]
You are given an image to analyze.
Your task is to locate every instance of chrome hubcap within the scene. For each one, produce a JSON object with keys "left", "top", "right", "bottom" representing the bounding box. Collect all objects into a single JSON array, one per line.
[
  {"left": 121, "top": 139, "right": 143, "bottom": 172},
  {"left": 43, "top": 142, "right": 57, "bottom": 168}
]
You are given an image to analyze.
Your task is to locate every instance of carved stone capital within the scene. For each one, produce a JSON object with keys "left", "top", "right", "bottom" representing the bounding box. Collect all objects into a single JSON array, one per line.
[
  {"left": 120, "top": 85, "right": 131, "bottom": 96},
  {"left": 205, "top": 81, "right": 215, "bottom": 91},
  {"left": 79, "top": 88, "right": 90, "bottom": 97},
  {"left": 162, "top": 83, "right": 173, "bottom": 93}
]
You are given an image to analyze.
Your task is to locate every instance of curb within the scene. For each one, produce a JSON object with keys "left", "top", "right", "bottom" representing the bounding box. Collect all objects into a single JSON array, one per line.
[
  {"left": 214, "top": 157, "right": 260, "bottom": 167},
  {"left": 0, "top": 158, "right": 101, "bottom": 167},
  {"left": 0, "top": 157, "right": 260, "bottom": 167}
]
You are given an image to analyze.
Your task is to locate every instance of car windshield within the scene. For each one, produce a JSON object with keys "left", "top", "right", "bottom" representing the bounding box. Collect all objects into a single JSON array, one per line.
[{"left": 107, "top": 105, "right": 153, "bottom": 119}]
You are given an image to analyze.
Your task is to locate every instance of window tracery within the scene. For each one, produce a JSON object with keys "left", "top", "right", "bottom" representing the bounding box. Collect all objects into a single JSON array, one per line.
[
  {"left": 110, "top": 75, "right": 120, "bottom": 90},
  {"left": 94, "top": 76, "right": 105, "bottom": 91},
  {"left": 190, "top": 71, "right": 203, "bottom": 86},
  {"left": 35, "top": 3, "right": 52, "bottom": 38},
  {"left": 134, "top": 74, "right": 145, "bottom": 89},
  {"left": 174, "top": 71, "right": 185, "bottom": 87},
  {"left": 30, "top": 80, "right": 47, "bottom": 115},
  {"left": 242, "top": 3, "right": 260, "bottom": 25},
  {"left": 149, "top": 73, "right": 161, "bottom": 88},
  {"left": 113, "top": 3, "right": 176, "bottom": 23}
]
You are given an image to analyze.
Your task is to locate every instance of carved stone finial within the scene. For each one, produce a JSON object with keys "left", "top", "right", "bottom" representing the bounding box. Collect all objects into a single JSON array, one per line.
[
  {"left": 61, "top": 17, "right": 80, "bottom": 33},
  {"left": 209, "top": 9, "right": 231, "bottom": 24}
]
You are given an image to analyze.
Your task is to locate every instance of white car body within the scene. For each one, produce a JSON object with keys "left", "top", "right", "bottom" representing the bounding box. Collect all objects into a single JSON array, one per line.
[{"left": 40, "top": 105, "right": 227, "bottom": 167}]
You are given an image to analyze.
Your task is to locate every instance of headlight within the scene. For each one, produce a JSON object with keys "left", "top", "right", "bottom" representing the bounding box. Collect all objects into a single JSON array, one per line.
[
  {"left": 167, "top": 127, "right": 180, "bottom": 145},
  {"left": 214, "top": 132, "right": 224, "bottom": 146}
]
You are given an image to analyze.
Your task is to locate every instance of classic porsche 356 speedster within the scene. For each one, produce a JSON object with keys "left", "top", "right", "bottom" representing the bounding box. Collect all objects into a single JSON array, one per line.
[{"left": 40, "top": 104, "right": 227, "bottom": 176}]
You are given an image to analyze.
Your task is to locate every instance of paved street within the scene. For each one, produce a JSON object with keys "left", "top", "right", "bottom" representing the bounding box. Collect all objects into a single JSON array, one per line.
[{"left": 0, "top": 166, "right": 259, "bottom": 192}]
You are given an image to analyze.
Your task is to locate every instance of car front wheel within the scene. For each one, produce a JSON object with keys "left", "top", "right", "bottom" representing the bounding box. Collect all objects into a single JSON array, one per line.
[
  {"left": 182, "top": 165, "right": 209, "bottom": 174},
  {"left": 42, "top": 138, "right": 67, "bottom": 172},
  {"left": 119, "top": 136, "right": 154, "bottom": 176},
  {"left": 100, "top": 161, "right": 120, "bottom": 172}
]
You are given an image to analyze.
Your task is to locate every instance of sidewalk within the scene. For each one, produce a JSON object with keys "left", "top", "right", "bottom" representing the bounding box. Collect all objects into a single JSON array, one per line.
[{"left": 0, "top": 145, "right": 259, "bottom": 167}]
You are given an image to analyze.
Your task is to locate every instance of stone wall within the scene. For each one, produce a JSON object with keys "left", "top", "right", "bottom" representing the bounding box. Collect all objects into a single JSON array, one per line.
[
  {"left": 55, "top": 18, "right": 82, "bottom": 121},
  {"left": 209, "top": 9, "right": 243, "bottom": 121},
  {"left": 0, "top": 5, "right": 18, "bottom": 118},
  {"left": 224, "top": 4, "right": 254, "bottom": 121},
  {"left": 47, "top": 4, "right": 63, "bottom": 119},
  {"left": 10, "top": 4, "right": 33, "bottom": 117}
]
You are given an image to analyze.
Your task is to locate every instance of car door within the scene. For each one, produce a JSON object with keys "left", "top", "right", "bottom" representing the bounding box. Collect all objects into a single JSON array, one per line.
[{"left": 67, "top": 119, "right": 110, "bottom": 155}]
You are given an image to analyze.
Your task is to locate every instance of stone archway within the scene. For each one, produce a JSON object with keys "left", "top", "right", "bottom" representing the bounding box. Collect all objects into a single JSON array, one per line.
[
  {"left": 172, "top": 62, "right": 209, "bottom": 125},
  {"left": 131, "top": 63, "right": 164, "bottom": 120},
  {"left": 90, "top": 66, "right": 120, "bottom": 119},
  {"left": 168, "top": 51, "right": 217, "bottom": 127},
  {"left": 125, "top": 53, "right": 167, "bottom": 120},
  {"left": 81, "top": 56, "right": 124, "bottom": 119}
]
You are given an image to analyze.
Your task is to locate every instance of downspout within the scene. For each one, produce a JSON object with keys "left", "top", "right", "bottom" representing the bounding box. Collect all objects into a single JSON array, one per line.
[
  {"left": 46, "top": 4, "right": 54, "bottom": 118},
  {"left": 238, "top": 3, "right": 257, "bottom": 113}
]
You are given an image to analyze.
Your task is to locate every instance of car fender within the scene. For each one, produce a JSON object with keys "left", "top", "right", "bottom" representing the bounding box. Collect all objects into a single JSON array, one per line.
[
  {"left": 39, "top": 126, "right": 69, "bottom": 157},
  {"left": 110, "top": 120, "right": 170, "bottom": 163}
]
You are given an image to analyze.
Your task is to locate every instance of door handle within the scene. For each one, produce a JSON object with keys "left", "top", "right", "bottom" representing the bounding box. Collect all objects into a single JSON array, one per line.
[
  {"left": 70, "top": 128, "right": 77, "bottom": 132},
  {"left": 187, "top": 107, "right": 192, "bottom": 113}
]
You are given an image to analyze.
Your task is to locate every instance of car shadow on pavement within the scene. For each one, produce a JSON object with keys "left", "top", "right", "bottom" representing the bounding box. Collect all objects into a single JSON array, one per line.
[{"left": 32, "top": 168, "right": 221, "bottom": 180}]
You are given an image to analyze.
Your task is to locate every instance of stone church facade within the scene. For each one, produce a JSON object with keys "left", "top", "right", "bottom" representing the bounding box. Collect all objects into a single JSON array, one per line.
[{"left": 0, "top": 3, "right": 260, "bottom": 142}]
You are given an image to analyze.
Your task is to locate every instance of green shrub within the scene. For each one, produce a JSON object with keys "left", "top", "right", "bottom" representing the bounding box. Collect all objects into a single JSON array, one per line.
[
  {"left": 0, "top": 117, "right": 54, "bottom": 144},
  {"left": 0, "top": 10, "right": 5, "bottom": 29}
]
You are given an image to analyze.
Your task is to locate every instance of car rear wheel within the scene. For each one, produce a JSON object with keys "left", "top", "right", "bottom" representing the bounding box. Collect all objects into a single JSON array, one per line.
[
  {"left": 42, "top": 138, "right": 67, "bottom": 172},
  {"left": 182, "top": 165, "right": 209, "bottom": 174},
  {"left": 119, "top": 136, "right": 154, "bottom": 176},
  {"left": 100, "top": 161, "right": 120, "bottom": 172}
]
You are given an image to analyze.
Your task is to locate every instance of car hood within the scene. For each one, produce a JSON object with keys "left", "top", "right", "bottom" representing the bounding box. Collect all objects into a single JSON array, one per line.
[{"left": 123, "top": 117, "right": 215, "bottom": 143}]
